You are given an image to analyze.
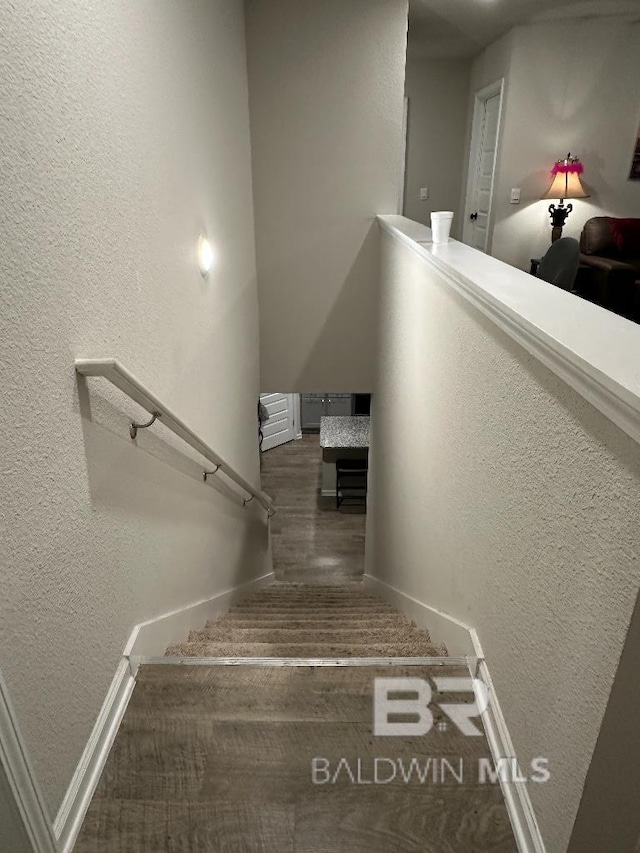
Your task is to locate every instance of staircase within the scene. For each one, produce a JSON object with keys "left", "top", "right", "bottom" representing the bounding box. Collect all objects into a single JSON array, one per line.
[
  {"left": 72, "top": 440, "right": 521, "bottom": 852},
  {"left": 166, "top": 583, "right": 447, "bottom": 658},
  {"left": 74, "top": 582, "right": 521, "bottom": 853}
]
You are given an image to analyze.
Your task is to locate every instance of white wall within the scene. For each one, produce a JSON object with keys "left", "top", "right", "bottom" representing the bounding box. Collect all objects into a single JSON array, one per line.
[
  {"left": 366, "top": 226, "right": 640, "bottom": 851},
  {"left": 245, "top": 0, "right": 408, "bottom": 392},
  {"left": 463, "top": 20, "right": 640, "bottom": 270},
  {"left": 567, "top": 589, "right": 640, "bottom": 852},
  {"left": 0, "top": 0, "right": 269, "bottom": 817},
  {"left": 403, "top": 58, "right": 470, "bottom": 236}
]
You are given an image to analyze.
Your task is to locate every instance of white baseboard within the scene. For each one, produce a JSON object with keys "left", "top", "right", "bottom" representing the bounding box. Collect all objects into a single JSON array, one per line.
[
  {"left": 363, "top": 574, "right": 477, "bottom": 656},
  {"left": 363, "top": 573, "right": 546, "bottom": 853},
  {"left": 54, "top": 658, "right": 135, "bottom": 853},
  {"left": 125, "top": 571, "right": 275, "bottom": 668},
  {"left": 475, "top": 659, "right": 547, "bottom": 853},
  {"left": 54, "top": 570, "right": 274, "bottom": 852}
]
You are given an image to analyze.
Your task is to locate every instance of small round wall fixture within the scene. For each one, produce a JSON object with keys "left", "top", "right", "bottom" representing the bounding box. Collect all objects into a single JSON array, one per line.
[{"left": 197, "top": 235, "right": 215, "bottom": 276}]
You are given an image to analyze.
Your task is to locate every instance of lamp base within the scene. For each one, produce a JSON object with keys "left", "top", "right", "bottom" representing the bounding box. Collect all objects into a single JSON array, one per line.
[{"left": 548, "top": 201, "right": 573, "bottom": 243}]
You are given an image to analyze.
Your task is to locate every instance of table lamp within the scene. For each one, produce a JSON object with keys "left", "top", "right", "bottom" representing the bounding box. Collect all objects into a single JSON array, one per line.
[{"left": 542, "top": 153, "right": 589, "bottom": 242}]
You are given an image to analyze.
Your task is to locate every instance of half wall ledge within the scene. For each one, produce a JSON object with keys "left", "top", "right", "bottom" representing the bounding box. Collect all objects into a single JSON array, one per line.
[{"left": 377, "top": 215, "right": 640, "bottom": 447}]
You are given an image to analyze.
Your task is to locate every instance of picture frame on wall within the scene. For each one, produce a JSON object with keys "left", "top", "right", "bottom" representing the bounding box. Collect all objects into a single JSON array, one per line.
[{"left": 629, "top": 123, "right": 640, "bottom": 180}]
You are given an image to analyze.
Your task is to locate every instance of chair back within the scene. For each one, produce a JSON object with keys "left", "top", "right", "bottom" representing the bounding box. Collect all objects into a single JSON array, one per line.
[{"left": 537, "top": 237, "right": 580, "bottom": 291}]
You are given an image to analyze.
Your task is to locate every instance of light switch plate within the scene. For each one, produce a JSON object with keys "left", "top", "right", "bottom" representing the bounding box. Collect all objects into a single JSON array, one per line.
[
  {"left": 420, "top": 187, "right": 429, "bottom": 200},
  {"left": 510, "top": 188, "right": 521, "bottom": 204}
]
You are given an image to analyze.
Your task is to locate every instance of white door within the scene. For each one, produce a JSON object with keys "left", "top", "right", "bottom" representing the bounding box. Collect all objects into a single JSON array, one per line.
[
  {"left": 463, "top": 81, "right": 503, "bottom": 252},
  {"left": 260, "top": 393, "right": 297, "bottom": 451}
]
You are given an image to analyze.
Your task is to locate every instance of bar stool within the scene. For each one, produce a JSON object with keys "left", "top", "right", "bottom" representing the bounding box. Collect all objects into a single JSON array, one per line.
[{"left": 335, "top": 458, "right": 368, "bottom": 509}]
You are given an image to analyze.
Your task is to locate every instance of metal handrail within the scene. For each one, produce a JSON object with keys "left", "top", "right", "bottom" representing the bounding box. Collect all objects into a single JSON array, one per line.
[{"left": 75, "top": 358, "right": 275, "bottom": 516}]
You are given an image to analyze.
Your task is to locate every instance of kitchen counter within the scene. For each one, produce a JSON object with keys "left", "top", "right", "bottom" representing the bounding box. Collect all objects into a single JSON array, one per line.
[
  {"left": 320, "top": 416, "right": 370, "bottom": 449},
  {"left": 319, "top": 416, "right": 369, "bottom": 496}
]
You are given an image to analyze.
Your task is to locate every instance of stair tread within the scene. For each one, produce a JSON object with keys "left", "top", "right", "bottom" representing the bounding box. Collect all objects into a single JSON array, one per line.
[
  {"left": 238, "top": 603, "right": 386, "bottom": 609},
  {"left": 189, "top": 626, "right": 424, "bottom": 644},
  {"left": 222, "top": 613, "right": 409, "bottom": 623},
  {"left": 165, "top": 583, "right": 447, "bottom": 659},
  {"left": 166, "top": 641, "right": 444, "bottom": 658}
]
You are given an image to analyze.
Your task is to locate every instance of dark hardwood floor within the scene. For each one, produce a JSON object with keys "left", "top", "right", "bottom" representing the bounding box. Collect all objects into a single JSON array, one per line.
[
  {"left": 75, "top": 665, "right": 517, "bottom": 852},
  {"left": 260, "top": 434, "right": 366, "bottom": 585}
]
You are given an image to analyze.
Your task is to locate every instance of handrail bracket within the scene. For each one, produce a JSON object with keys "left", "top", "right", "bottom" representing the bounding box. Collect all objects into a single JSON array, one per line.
[
  {"left": 129, "top": 412, "right": 160, "bottom": 440},
  {"left": 203, "top": 464, "right": 220, "bottom": 482}
]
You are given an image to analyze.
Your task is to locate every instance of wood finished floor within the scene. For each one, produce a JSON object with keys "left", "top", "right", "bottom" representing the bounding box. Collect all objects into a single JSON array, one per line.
[
  {"left": 260, "top": 434, "right": 366, "bottom": 585},
  {"left": 75, "top": 665, "right": 517, "bottom": 852}
]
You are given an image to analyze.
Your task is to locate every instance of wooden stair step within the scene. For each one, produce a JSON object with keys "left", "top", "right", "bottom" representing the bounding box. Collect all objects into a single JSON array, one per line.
[
  {"left": 166, "top": 641, "right": 443, "bottom": 658},
  {"left": 188, "top": 626, "right": 423, "bottom": 644},
  {"left": 222, "top": 612, "right": 409, "bottom": 624}
]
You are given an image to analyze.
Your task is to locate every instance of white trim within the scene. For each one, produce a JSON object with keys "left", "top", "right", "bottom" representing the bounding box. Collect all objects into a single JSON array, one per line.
[
  {"left": 125, "top": 571, "right": 275, "bottom": 670},
  {"left": 54, "top": 571, "right": 273, "bottom": 852},
  {"left": 378, "top": 216, "right": 640, "bottom": 449},
  {"left": 398, "top": 95, "right": 408, "bottom": 215},
  {"left": 293, "top": 393, "right": 302, "bottom": 440},
  {"left": 363, "top": 574, "right": 475, "bottom": 656},
  {"left": 54, "top": 660, "right": 134, "bottom": 853},
  {"left": 362, "top": 574, "right": 546, "bottom": 852},
  {"left": 474, "top": 658, "right": 547, "bottom": 853},
  {"left": 0, "top": 670, "right": 59, "bottom": 853},
  {"left": 462, "top": 78, "right": 504, "bottom": 253}
]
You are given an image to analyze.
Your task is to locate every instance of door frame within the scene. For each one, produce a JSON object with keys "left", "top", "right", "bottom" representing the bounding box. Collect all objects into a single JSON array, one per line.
[
  {"left": 293, "top": 394, "right": 302, "bottom": 440},
  {"left": 398, "top": 95, "right": 408, "bottom": 215},
  {"left": 462, "top": 78, "right": 504, "bottom": 253}
]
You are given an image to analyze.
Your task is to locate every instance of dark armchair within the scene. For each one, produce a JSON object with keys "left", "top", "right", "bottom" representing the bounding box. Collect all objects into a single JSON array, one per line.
[
  {"left": 579, "top": 217, "right": 640, "bottom": 318},
  {"left": 536, "top": 237, "right": 580, "bottom": 291}
]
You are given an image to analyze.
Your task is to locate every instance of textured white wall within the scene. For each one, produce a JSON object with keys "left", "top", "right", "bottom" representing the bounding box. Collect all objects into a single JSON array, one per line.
[
  {"left": 245, "top": 0, "right": 408, "bottom": 392},
  {"left": 403, "top": 58, "right": 470, "bottom": 235},
  {"left": 567, "top": 589, "right": 640, "bottom": 852},
  {"left": 462, "top": 20, "right": 640, "bottom": 269},
  {"left": 366, "top": 228, "right": 640, "bottom": 851},
  {"left": 0, "top": 0, "right": 269, "bottom": 816}
]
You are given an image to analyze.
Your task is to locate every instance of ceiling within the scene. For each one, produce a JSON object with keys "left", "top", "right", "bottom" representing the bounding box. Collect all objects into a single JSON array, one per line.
[{"left": 407, "top": 0, "right": 640, "bottom": 60}]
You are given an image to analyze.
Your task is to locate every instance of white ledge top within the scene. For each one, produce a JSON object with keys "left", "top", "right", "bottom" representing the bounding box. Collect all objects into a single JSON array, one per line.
[{"left": 378, "top": 215, "right": 640, "bottom": 447}]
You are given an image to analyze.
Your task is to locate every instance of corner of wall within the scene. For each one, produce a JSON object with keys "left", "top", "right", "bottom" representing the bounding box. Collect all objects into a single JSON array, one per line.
[{"left": 566, "top": 585, "right": 640, "bottom": 852}]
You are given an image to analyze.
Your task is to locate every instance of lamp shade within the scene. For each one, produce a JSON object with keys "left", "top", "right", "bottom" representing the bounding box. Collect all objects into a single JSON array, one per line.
[{"left": 542, "top": 154, "right": 589, "bottom": 201}]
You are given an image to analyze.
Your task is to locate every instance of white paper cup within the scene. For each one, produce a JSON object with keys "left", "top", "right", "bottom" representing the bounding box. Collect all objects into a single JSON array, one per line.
[{"left": 431, "top": 211, "right": 454, "bottom": 243}]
